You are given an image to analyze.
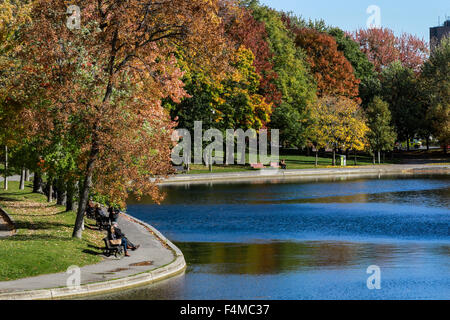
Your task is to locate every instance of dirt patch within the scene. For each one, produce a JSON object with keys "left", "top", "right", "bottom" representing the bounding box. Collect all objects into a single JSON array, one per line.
[{"left": 129, "top": 261, "right": 153, "bottom": 267}]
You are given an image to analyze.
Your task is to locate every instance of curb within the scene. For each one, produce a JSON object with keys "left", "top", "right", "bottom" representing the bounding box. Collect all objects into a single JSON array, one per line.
[
  {"left": 0, "top": 206, "right": 16, "bottom": 236},
  {"left": 0, "top": 214, "right": 186, "bottom": 300}
]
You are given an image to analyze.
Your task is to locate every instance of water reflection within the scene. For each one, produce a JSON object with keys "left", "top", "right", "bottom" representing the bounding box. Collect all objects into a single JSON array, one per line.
[{"left": 99, "top": 174, "right": 450, "bottom": 300}]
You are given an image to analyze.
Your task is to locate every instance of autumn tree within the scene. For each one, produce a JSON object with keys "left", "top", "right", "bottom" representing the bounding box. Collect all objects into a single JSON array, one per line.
[
  {"left": 294, "top": 28, "right": 361, "bottom": 103},
  {"left": 307, "top": 96, "right": 368, "bottom": 166},
  {"left": 223, "top": 4, "right": 281, "bottom": 106},
  {"left": 18, "top": 0, "right": 229, "bottom": 238},
  {"left": 0, "top": 0, "right": 32, "bottom": 190},
  {"left": 169, "top": 46, "right": 272, "bottom": 134},
  {"left": 353, "top": 28, "right": 429, "bottom": 73},
  {"left": 365, "top": 96, "right": 397, "bottom": 164},
  {"left": 248, "top": 2, "right": 316, "bottom": 148}
]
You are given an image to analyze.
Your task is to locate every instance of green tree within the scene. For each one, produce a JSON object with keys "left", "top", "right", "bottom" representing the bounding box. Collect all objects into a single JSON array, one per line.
[
  {"left": 327, "top": 28, "right": 379, "bottom": 107},
  {"left": 247, "top": 1, "right": 317, "bottom": 148},
  {"left": 420, "top": 37, "right": 450, "bottom": 152},
  {"left": 365, "top": 96, "right": 397, "bottom": 163},
  {"left": 381, "top": 62, "right": 421, "bottom": 150}
]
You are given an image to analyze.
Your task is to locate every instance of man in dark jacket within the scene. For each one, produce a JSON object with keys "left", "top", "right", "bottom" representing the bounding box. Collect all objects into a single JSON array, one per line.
[{"left": 108, "top": 222, "right": 140, "bottom": 257}]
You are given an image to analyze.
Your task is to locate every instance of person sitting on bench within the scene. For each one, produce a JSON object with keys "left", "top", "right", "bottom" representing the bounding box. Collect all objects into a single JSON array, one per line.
[
  {"left": 108, "top": 206, "right": 120, "bottom": 224},
  {"left": 108, "top": 222, "right": 140, "bottom": 257},
  {"left": 86, "top": 201, "right": 96, "bottom": 219},
  {"left": 280, "top": 159, "right": 287, "bottom": 170}
]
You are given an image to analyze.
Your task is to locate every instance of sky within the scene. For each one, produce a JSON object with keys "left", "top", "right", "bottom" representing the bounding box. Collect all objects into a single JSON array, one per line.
[{"left": 260, "top": 0, "right": 450, "bottom": 42}]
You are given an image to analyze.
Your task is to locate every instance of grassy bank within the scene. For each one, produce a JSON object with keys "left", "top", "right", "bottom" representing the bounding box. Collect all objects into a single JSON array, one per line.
[
  {"left": 183, "top": 153, "right": 401, "bottom": 174},
  {"left": 0, "top": 181, "right": 104, "bottom": 281}
]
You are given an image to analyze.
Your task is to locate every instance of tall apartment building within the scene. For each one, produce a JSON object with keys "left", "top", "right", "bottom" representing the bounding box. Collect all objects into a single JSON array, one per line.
[{"left": 430, "top": 19, "right": 450, "bottom": 51}]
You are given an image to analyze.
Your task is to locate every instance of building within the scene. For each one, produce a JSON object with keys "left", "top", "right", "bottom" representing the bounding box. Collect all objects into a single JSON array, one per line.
[{"left": 430, "top": 19, "right": 450, "bottom": 51}]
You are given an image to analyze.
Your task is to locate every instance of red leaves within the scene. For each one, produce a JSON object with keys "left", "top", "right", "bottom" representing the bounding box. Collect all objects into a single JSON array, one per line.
[
  {"left": 353, "top": 28, "right": 429, "bottom": 73},
  {"left": 294, "top": 28, "right": 361, "bottom": 103}
]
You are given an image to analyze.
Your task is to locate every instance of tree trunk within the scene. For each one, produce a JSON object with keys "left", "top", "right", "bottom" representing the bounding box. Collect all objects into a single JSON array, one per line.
[
  {"left": 3, "top": 145, "right": 8, "bottom": 190},
  {"left": 315, "top": 150, "right": 319, "bottom": 167},
  {"left": 66, "top": 180, "right": 76, "bottom": 212},
  {"left": 373, "top": 153, "right": 376, "bottom": 165},
  {"left": 73, "top": 134, "right": 99, "bottom": 239},
  {"left": 332, "top": 148, "right": 336, "bottom": 166},
  {"left": 25, "top": 169, "right": 30, "bottom": 182},
  {"left": 378, "top": 151, "right": 381, "bottom": 164},
  {"left": 56, "top": 180, "right": 67, "bottom": 206},
  {"left": 47, "top": 179, "right": 53, "bottom": 203},
  {"left": 19, "top": 167, "right": 25, "bottom": 190},
  {"left": 354, "top": 150, "right": 357, "bottom": 166},
  {"left": 33, "top": 172, "right": 43, "bottom": 194},
  {"left": 407, "top": 137, "right": 410, "bottom": 151},
  {"left": 426, "top": 137, "right": 430, "bottom": 151}
]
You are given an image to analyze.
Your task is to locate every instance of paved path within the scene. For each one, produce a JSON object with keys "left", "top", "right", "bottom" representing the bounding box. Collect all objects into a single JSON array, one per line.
[
  {"left": 0, "top": 175, "right": 21, "bottom": 182},
  {"left": 0, "top": 214, "right": 175, "bottom": 294},
  {"left": 0, "top": 214, "right": 12, "bottom": 238}
]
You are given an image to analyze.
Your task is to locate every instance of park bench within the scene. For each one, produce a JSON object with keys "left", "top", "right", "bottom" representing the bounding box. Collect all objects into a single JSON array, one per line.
[
  {"left": 173, "top": 165, "right": 188, "bottom": 174},
  {"left": 103, "top": 237, "right": 124, "bottom": 258},
  {"left": 250, "top": 163, "right": 265, "bottom": 170},
  {"left": 270, "top": 162, "right": 280, "bottom": 169}
]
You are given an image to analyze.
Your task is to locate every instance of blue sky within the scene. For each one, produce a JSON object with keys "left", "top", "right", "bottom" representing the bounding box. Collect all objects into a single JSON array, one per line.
[{"left": 260, "top": 0, "right": 450, "bottom": 42}]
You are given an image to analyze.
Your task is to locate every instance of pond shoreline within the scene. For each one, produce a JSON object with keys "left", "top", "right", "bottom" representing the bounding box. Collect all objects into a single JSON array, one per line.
[
  {"left": 159, "top": 164, "right": 450, "bottom": 185},
  {"left": 0, "top": 213, "right": 186, "bottom": 300}
]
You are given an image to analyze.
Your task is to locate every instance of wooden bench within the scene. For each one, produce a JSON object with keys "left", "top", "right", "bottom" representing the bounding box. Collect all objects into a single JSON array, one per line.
[
  {"left": 103, "top": 237, "right": 124, "bottom": 258},
  {"left": 250, "top": 163, "right": 265, "bottom": 170},
  {"left": 270, "top": 162, "right": 280, "bottom": 169},
  {"left": 173, "top": 165, "right": 188, "bottom": 174}
]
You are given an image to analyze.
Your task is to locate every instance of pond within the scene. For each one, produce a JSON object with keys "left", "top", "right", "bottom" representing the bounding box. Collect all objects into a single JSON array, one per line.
[{"left": 96, "top": 174, "right": 450, "bottom": 300}]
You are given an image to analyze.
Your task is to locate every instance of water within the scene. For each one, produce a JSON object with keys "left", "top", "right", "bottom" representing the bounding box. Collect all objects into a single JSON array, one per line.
[{"left": 97, "top": 174, "right": 450, "bottom": 300}]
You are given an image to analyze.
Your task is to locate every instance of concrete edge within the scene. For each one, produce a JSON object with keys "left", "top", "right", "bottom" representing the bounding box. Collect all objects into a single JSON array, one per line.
[
  {"left": 158, "top": 165, "right": 450, "bottom": 185},
  {"left": 0, "top": 214, "right": 186, "bottom": 300},
  {"left": 0, "top": 205, "right": 16, "bottom": 236}
]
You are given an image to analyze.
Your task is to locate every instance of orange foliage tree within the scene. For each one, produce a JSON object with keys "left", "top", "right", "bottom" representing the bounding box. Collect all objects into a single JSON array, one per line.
[
  {"left": 294, "top": 28, "right": 361, "bottom": 103},
  {"left": 18, "top": 0, "right": 230, "bottom": 238}
]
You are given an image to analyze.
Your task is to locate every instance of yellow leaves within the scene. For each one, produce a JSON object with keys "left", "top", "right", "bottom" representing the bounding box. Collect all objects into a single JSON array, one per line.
[{"left": 308, "top": 96, "right": 368, "bottom": 150}]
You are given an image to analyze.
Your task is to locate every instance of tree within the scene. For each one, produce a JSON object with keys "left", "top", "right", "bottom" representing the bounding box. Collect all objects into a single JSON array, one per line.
[
  {"left": 420, "top": 37, "right": 450, "bottom": 152},
  {"left": 168, "top": 46, "right": 272, "bottom": 137},
  {"left": 307, "top": 96, "right": 368, "bottom": 166},
  {"left": 0, "top": 0, "right": 32, "bottom": 190},
  {"left": 365, "top": 96, "right": 397, "bottom": 163},
  {"left": 327, "top": 27, "right": 378, "bottom": 107},
  {"left": 248, "top": 1, "right": 317, "bottom": 148},
  {"left": 223, "top": 4, "right": 281, "bottom": 106},
  {"left": 19, "top": 0, "right": 229, "bottom": 239},
  {"left": 380, "top": 62, "right": 422, "bottom": 150},
  {"left": 353, "top": 28, "right": 429, "bottom": 73},
  {"left": 294, "top": 28, "right": 361, "bottom": 103}
]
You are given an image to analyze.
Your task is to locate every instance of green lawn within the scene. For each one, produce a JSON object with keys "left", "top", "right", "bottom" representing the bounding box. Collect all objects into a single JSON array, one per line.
[
  {"left": 0, "top": 182, "right": 104, "bottom": 281},
  {"left": 182, "top": 152, "right": 401, "bottom": 174}
]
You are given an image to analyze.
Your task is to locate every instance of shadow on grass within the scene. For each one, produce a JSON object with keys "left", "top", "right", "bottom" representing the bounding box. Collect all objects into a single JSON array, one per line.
[
  {"left": 82, "top": 249, "right": 103, "bottom": 256},
  {"left": 5, "top": 234, "right": 74, "bottom": 241},
  {"left": 11, "top": 210, "right": 69, "bottom": 218},
  {"left": 0, "top": 196, "right": 22, "bottom": 202},
  {"left": 14, "top": 220, "right": 74, "bottom": 231}
]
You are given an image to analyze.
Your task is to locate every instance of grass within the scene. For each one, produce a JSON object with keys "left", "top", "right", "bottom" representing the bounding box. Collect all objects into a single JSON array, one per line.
[
  {"left": 0, "top": 181, "right": 104, "bottom": 281},
  {"left": 182, "top": 152, "right": 402, "bottom": 174}
]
